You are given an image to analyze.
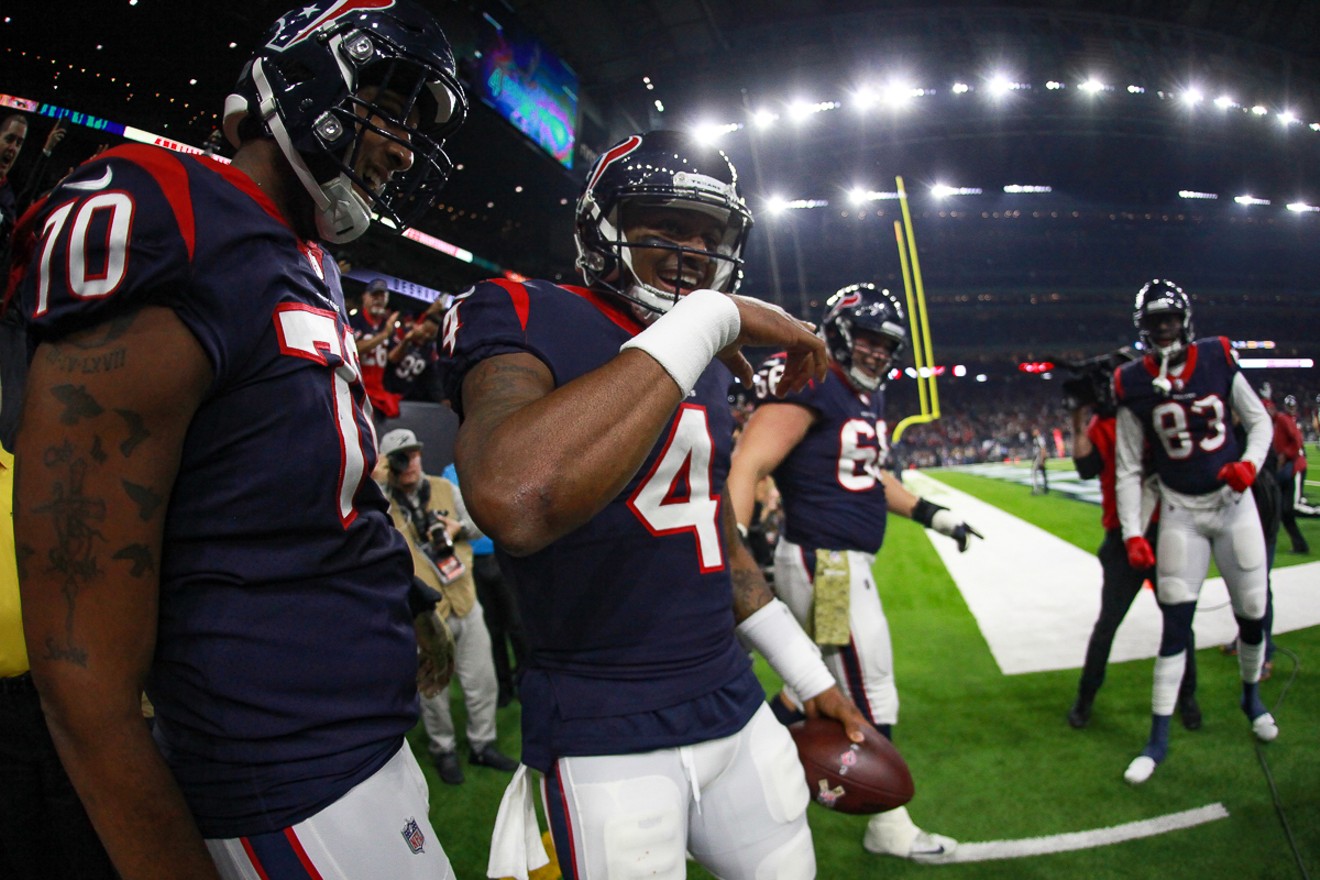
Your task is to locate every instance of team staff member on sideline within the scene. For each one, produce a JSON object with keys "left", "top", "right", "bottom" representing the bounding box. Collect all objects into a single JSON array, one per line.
[
  {"left": 729, "top": 283, "right": 980, "bottom": 863},
  {"left": 1115, "top": 280, "right": 1274, "bottom": 785},
  {"left": 13, "top": 3, "right": 467, "bottom": 876},
  {"left": 443, "top": 130, "right": 865, "bottom": 880}
]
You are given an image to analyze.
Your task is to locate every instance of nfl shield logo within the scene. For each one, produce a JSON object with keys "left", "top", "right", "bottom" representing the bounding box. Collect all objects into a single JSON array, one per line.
[{"left": 401, "top": 817, "right": 426, "bottom": 854}]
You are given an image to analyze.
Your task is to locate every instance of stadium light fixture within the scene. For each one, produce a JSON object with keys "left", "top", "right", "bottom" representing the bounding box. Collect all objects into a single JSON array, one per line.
[
  {"left": 1078, "top": 78, "right": 1106, "bottom": 94},
  {"left": 1278, "top": 110, "right": 1299, "bottom": 126},
  {"left": 986, "top": 73, "right": 1014, "bottom": 98},
  {"left": 751, "top": 109, "right": 777, "bottom": 129},
  {"left": 852, "top": 86, "right": 879, "bottom": 112},
  {"left": 1214, "top": 94, "right": 1237, "bottom": 110},
  {"left": 951, "top": 82, "right": 971, "bottom": 94},
  {"left": 1181, "top": 87, "right": 1204, "bottom": 107},
  {"left": 1234, "top": 195, "right": 1270, "bottom": 206},
  {"left": 1286, "top": 201, "right": 1318, "bottom": 213},
  {"left": 1045, "top": 81, "right": 1064, "bottom": 90},
  {"left": 765, "top": 195, "right": 789, "bottom": 215},
  {"left": 848, "top": 187, "right": 868, "bottom": 207},
  {"left": 1251, "top": 104, "right": 1268, "bottom": 115}
]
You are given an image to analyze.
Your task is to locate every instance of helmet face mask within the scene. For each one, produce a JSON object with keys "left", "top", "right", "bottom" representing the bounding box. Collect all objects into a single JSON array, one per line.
[
  {"left": 822, "top": 284, "right": 908, "bottom": 392},
  {"left": 576, "top": 131, "right": 753, "bottom": 318},
  {"left": 223, "top": 0, "right": 467, "bottom": 243},
  {"left": 1133, "top": 279, "right": 1193, "bottom": 362}
]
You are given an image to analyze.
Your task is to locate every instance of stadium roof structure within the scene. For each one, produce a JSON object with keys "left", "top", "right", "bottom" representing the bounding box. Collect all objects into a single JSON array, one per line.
[{"left": 4, "top": 1, "right": 1318, "bottom": 360}]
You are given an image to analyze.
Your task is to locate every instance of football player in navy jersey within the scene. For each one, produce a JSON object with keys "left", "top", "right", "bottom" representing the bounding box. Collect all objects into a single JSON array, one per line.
[
  {"left": 442, "top": 130, "right": 864, "bottom": 880},
  {"left": 12, "top": 3, "right": 466, "bottom": 878},
  {"left": 1114, "top": 280, "right": 1275, "bottom": 785},
  {"left": 728, "top": 284, "right": 980, "bottom": 863}
]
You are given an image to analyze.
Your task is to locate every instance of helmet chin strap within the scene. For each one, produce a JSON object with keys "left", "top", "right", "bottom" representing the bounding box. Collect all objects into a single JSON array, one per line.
[
  {"left": 252, "top": 58, "right": 373, "bottom": 243},
  {"left": 848, "top": 365, "right": 882, "bottom": 392},
  {"left": 1150, "top": 339, "right": 1183, "bottom": 395}
]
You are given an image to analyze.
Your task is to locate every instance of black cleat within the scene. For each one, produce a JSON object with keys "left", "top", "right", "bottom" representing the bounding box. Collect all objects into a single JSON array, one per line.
[
  {"left": 470, "top": 745, "right": 519, "bottom": 772},
  {"left": 1178, "top": 696, "right": 1203, "bottom": 731},
  {"left": 435, "top": 750, "right": 464, "bottom": 785},
  {"left": 1068, "top": 697, "right": 1093, "bottom": 729}
]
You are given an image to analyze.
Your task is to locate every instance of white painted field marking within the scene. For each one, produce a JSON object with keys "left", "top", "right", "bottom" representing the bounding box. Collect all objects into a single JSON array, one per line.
[
  {"left": 900, "top": 469, "right": 1320, "bottom": 675},
  {"left": 945, "top": 803, "right": 1230, "bottom": 863}
]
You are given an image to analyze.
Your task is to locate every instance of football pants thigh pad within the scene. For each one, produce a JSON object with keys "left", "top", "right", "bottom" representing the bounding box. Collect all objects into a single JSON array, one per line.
[
  {"left": 1154, "top": 516, "right": 1208, "bottom": 605},
  {"left": 563, "top": 771, "right": 688, "bottom": 880},
  {"left": 687, "top": 706, "right": 814, "bottom": 880}
]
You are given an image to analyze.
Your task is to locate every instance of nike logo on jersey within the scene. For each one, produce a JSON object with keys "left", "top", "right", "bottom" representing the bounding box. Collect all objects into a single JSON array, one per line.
[{"left": 63, "top": 167, "right": 114, "bottom": 192}]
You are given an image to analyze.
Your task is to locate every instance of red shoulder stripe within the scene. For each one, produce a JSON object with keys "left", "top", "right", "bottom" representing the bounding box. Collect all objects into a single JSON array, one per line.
[
  {"left": 488, "top": 278, "right": 531, "bottom": 332},
  {"left": 102, "top": 145, "right": 197, "bottom": 262},
  {"left": 565, "top": 284, "right": 646, "bottom": 336},
  {"left": 1112, "top": 364, "right": 1126, "bottom": 400}
]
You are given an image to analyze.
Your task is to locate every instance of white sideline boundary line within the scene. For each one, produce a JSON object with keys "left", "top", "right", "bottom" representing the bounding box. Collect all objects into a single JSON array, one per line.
[
  {"left": 901, "top": 469, "right": 1320, "bottom": 675},
  {"left": 945, "top": 803, "right": 1230, "bottom": 863}
]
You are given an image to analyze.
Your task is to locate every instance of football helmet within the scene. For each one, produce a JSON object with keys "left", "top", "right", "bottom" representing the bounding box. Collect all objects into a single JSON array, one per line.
[
  {"left": 575, "top": 130, "right": 753, "bottom": 317},
  {"left": 1283, "top": 394, "right": 1299, "bottom": 413},
  {"left": 223, "top": 0, "right": 467, "bottom": 243},
  {"left": 1132, "top": 279, "right": 1194, "bottom": 360},
  {"left": 821, "top": 283, "right": 907, "bottom": 391}
]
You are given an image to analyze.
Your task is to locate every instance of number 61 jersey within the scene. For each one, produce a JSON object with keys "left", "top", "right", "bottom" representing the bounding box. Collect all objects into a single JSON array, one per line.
[
  {"left": 751, "top": 356, "right": 890, "bottom": 554},
  {"left": 1114, "top": 337, "right": 1243, "bottom": 496},
  {"left": 16, "top": 145, "right": 417, "bottom": 837},
  {"left": 441, "top": 279, "right": 763, "bottom": 771}
]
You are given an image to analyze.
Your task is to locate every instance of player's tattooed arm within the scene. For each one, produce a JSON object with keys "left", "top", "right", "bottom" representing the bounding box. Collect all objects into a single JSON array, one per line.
[
  {"left": 15, "top": 305, "right": 221, "bottom": 880},
  {"left": 456, "top": 348, "right": 685, "bottom": 556}
]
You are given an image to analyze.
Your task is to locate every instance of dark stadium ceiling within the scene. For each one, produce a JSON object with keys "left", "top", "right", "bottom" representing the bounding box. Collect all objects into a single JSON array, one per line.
[{"left": 4, "top": 1, "right": 1319, "bottom": 360}]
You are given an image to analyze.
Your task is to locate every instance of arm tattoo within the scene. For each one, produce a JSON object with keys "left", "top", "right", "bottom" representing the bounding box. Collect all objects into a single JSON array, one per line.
[
  {"left": 122, "top": 480, "right": 163, "bottom": 521},
  {"left": 51, "top": 384, "right": 104, "bottom": 425},
  {"left": 31, "top": 456, "right": 107, "bottom": 668},
  {"left": 112, "top": 544, "right": 156, "bottom": 578},
  {"left": 464, "top": 360, "right": 549, "bottom": 425},
  {"left": 115, "top": 409, "right": 150, "bottom": 458}
]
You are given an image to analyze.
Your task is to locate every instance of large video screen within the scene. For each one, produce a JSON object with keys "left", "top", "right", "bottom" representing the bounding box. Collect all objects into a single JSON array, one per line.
[{"left": 471, "top": 11, "right": 579, "bottom": 169}]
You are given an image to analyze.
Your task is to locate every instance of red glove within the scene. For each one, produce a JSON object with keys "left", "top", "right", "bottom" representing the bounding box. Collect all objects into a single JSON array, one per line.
[
  {"left": 1217, "top": 460, "right": 1257, "bottom": 492},
  {"left": 1125, "top": 536, "right": 1156, "bottom": 570}
]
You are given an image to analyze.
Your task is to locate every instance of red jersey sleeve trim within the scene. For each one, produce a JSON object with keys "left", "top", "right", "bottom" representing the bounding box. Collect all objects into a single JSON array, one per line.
[
  {"left": 104, "top": 145, "right": 197, "bottom": 262},
  {"left": 488, "top": 278, "right": 532, "bottom": 332}
]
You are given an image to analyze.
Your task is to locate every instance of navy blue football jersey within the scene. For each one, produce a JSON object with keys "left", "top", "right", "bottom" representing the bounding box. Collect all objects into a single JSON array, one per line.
[
  {"left": 18, "top": 145, "right": 418, "bottom": 837},
  {"left": 441, "top": 279, "right": 763, "bottom": 770},
  {"left": 1114, "top": 337, "right": 1243, "bottom": 496},
  {"left": 752, "top": 358, "right": 889, "bottom": 553}
]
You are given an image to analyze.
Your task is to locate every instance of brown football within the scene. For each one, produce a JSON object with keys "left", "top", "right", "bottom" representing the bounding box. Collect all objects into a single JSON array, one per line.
[{"left": 789, "top": 718, "right": 914, "bottom": 814}]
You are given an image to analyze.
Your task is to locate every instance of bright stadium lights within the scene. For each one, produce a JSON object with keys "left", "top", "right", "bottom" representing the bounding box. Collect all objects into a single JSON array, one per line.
[
  {"left": 1214, "top": 94, "right": 1237, "bottom": 110},
  {"left": 953, "top": 365, "right": 968, "bottom": 378},
  {"left": 1181, "top": 87, "right": 1204, "bottom": 107},
  {"left": 932, "top": 184, "right": 982, "bottom": 198},
  {"left": 1251, "top": 104, "right": 1268, "bottom": 115},
  {"left": 1004, "top": 184, "right": 1052, "bottom": 194},
  {"left": 653, "top": 99, "right": 664, "bottom": 112},
  {"left": 986, "top": 73, "right": 1014, "bottom": 98},
  {"left": 1239, "top": 358, "right": 1314, "bottom": 369},
  {"left": 751, "top": 108, "right": 777, "bottom": 129},
  {"left": 1286, "top": 201, "right": 1319, "bottom": 213},
  {"left": 882, "top": 81, "right": 917, "bottom": 108},
  {"left": 1078, "top": 78, "right": 1107, "bottom": 94},
  {"left": 1278, "top": 110, "right": 1299, "bottom": 126},
  {"left": 851, "top": 86, "right": 879, "bottom": 112},
  {"left": 1311, "top": 122, "right": 1320, "bottom": 131},
  {"left": 788, "top": 100, "right": 838, "bottom": 123},
  {"left": 1234, "top": 195, "right": 1270, "bottom": 206},
  {"left": 765, "top": 195, "right": 788, "bottom": 215},
  {"left": 1045, "top": 81, "right": 1064, "bottom": 90},
  {"left": 951, "top": 82, "right": 971, "bottom": 94},
  {"left": 848, "top": 187, "right": 868, "bottom": 206},
  {"left": 975, "top": 374, "right": 988, "bottom": 383},
  {"left": 692, "top": 122, "right": 739, "bottom": 145},
  {"left": 1126, "top": 84, "right": 1146, "bottom": 94},
  {"left": 1179, "top": 190, "right": 1219, "bottom": 200}
]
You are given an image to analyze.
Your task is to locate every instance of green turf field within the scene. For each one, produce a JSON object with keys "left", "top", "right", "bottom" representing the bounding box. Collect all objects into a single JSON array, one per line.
[{"left": 412, "top": 467, "right": 1319, "bottom": 878}]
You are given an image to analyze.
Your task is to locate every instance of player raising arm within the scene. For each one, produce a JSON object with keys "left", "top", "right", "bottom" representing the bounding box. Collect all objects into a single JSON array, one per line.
[{"left": 443, "top": 130, "right": 863, "bottom": 880}]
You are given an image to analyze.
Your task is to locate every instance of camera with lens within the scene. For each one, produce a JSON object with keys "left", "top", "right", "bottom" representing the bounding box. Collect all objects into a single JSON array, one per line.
[
  {"left": 420, "top": 510, "right": 466, "bottom": 584},
  {"left": 387, "top": 450, "right": 413, "bottom": 475},
  {"left": 1058, "top": 347, "right": 1136, "bottom": 416}
]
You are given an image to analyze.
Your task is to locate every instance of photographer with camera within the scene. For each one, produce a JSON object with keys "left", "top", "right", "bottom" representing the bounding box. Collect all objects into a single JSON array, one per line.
[
  {"left": 1061, "top": 348, "right": 1200, "bottom": 731},
  {"left": 378, "top": 429, "right": 519, "bottom": 785}
]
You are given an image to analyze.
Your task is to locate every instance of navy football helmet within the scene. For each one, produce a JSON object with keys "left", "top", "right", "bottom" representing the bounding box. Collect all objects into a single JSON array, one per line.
[
  {"left": 223, "top": 0, "right": 466, "bottom": 243},
  {"left": 575, "top": 130, "right": 753, "bottom": 317},
  {"left": 821, "top": 283, "right": 907, "bottom": 391},
  {"left": 1133, "top": 279, "right": 1194, "bottom": 360}
]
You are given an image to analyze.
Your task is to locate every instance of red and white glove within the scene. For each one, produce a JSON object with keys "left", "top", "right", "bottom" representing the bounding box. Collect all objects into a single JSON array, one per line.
[
  {"left": 1125, "top": 536, "right": 1156, "bottom": 570},
  {"left": 1217, "top": 460, "right": 1257, "bottom": 492}
]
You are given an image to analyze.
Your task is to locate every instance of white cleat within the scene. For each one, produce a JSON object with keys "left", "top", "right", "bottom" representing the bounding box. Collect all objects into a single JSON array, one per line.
[
  {"left": 1251, "top": 713, "right": 1279, "bottom": 742},
  {"left": 1124, "top": 755, "right": 1158, "bottom": 785}
]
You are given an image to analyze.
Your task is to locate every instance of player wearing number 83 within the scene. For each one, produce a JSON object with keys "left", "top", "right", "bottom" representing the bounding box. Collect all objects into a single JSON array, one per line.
[
  {"left": 13, "top": 2, "right": 467, "bottom": 878},
  {"left": 441, "top": 129, "right": 866, "bottom": 880},
  {"left": 1114, "top": 279, "right": 1275, "bottom": 785}
]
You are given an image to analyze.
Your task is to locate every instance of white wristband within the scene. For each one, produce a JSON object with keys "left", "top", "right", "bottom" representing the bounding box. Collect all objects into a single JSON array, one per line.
[
  {"left": 620, "top": 289, "right": 740, "bottom": 396},
  {"left": 736, "top": 598, "right": 836, "bottom": 701}
]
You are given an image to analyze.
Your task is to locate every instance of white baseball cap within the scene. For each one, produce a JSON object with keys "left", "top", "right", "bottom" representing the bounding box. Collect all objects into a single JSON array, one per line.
[{"left": 379, "top": 428, "right": 423, "bottom": 457}]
